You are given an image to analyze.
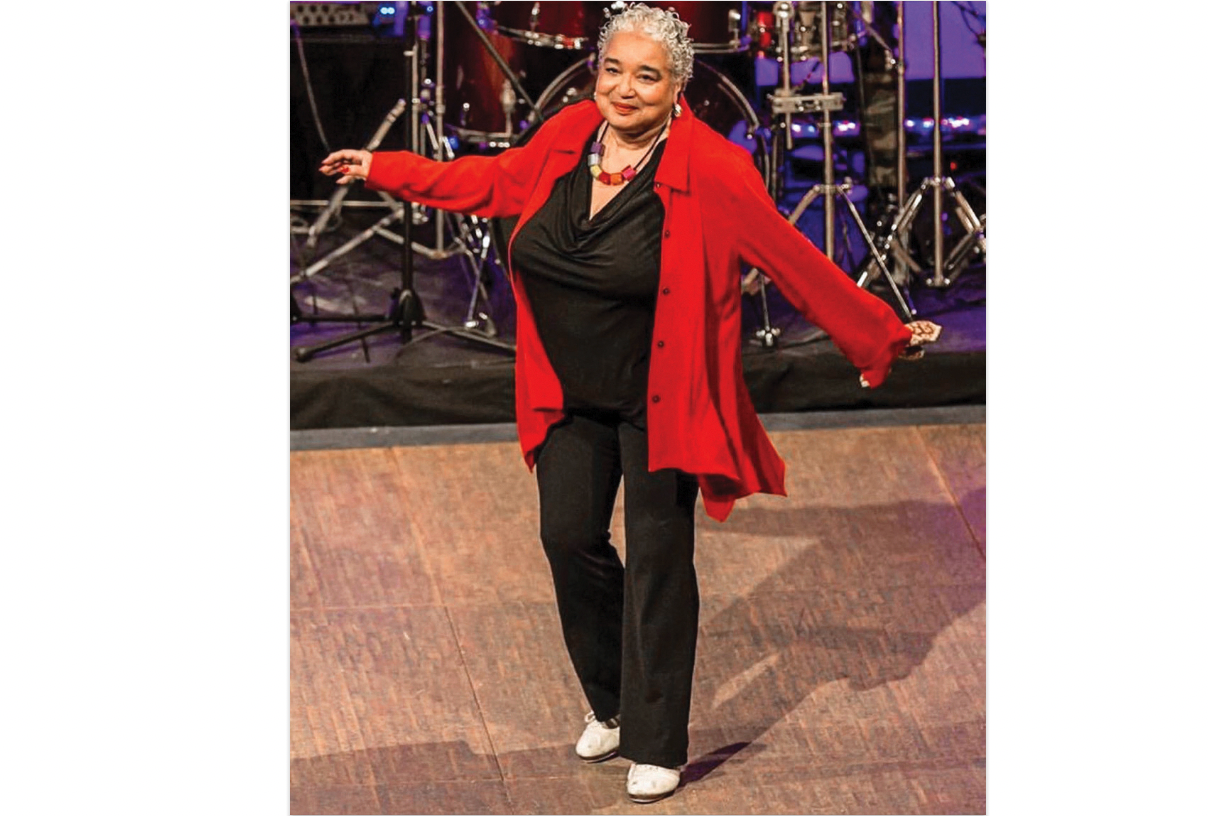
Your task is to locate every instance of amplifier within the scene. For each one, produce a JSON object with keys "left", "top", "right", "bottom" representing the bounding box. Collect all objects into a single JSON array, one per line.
[{"left": 290, "top": 2, "right": 389, "bottom": 29}]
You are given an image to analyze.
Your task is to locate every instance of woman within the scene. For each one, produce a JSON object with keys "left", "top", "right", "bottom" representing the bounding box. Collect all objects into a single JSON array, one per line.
[{"left": 320, "top": 4, "right": 938, "bottom": 804}]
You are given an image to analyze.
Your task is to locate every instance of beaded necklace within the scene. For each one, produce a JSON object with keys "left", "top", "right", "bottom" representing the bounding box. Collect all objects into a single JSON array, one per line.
[{"left": 588, "top": 117, "right": 670, "bottom": 186}]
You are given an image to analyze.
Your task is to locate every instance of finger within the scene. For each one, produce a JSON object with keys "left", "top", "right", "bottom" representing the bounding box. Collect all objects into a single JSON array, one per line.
[
  {"left": 321, "top": 160, "right": 358, "bottom": 176},
  {"left": 321, "top": 149, "right": 357, "bottom": 164},
  {"left": 319, "top": 150, "right": 361, "bottom": 171}
]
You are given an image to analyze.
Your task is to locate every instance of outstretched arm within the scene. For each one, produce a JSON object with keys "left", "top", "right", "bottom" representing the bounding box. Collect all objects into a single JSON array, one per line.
[
  {"left": 729, "top": 159, "right": 915, "bottom": 388},
  {"left": 317, "top": 114, "right": 563, "bottom": 220}
]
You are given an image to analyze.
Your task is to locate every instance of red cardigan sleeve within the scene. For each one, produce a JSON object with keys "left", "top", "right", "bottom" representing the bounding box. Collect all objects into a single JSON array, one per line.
[
  {"left": 728, "top": 158, "right": 911, "bottom": 388},
  {"left": 363, "top": 114, "right": 563, "bottom": 219}
]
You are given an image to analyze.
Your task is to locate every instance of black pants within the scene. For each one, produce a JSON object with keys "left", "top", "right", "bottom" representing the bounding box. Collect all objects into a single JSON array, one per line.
[{"left": 535, "top": 412, "right": 700, "bottom": 767}]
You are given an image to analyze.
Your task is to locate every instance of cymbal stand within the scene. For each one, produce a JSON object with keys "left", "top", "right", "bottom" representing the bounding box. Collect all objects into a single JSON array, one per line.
[
  {"left": 880, "top": 0, "right": 986, "bottom": 288},
  {"left": 846, "top": 0, "right": 921, "bottom": 289},
  {"left": 771, "top": 1, "right": 914, "bottom": 325}
]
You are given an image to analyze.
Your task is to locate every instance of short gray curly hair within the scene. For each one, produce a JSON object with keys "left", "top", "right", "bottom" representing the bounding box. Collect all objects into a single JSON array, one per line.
[{"left": 598, "top": 3, "right": 695, "bottom": 85}]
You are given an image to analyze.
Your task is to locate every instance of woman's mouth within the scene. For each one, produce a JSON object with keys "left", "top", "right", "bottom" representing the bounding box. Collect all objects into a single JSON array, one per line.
[{"left": 612, "top": 102, "right": 638, "bottom": 114}]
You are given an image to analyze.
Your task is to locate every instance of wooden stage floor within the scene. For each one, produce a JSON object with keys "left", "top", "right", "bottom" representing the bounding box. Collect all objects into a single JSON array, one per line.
[{"left": 290, "top": 417, "right": 986, "bottom": 814}]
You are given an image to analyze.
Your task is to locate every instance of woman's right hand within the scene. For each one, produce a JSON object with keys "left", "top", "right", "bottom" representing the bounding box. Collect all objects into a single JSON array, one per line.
[{"left": 319, "top": 149, "right": 373, "bottom": 185}]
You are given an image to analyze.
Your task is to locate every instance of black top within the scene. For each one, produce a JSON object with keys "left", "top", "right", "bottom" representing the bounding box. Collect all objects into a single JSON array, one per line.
[{"left": 511, "top": 131, "right": 667, "bottom": 425}]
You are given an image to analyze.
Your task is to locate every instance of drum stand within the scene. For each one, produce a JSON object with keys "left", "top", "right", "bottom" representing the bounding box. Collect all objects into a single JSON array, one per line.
[
  {"left": 844, "top": 0, "right": 919, "bottom": 291},
  {"left": 765, "top": 0, "right": 914, "bottom": 344},
  {"left": 291, "top": 9, "right": 514, "bottom": 361},
  {"left": 878, "top": 1, "right": 985, "bottom": 289}
]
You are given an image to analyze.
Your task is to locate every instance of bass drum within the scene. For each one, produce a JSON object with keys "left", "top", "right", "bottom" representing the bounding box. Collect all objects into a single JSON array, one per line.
[{"left": 489, "top": 59, "right": 770, "bottom": 274}]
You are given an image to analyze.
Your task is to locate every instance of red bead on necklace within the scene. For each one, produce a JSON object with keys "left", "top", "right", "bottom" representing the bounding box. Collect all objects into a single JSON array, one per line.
[{"left": 588, "top": 120, "right": 668, "bottom": 186}]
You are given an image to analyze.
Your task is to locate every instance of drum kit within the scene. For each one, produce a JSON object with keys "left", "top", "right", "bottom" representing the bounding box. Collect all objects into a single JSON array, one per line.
[{"left": 291, "top": 1, "right": 986, "bottom": 360}]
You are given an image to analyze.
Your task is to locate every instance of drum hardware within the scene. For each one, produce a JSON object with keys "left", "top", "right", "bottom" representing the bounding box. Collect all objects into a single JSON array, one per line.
[
  {"left": 794, "top": 0, "right": 857, "bottom": 58},
  {"left": 769, "top": 91, "right": 845, "bottom": 115},
  {"left": 877, "top": 1, "right": 985, "bottom": 289},
  {"left": 783, "top": 174, "right": 913, "bottom": 318},
  {"left": 292, "top": 7, "right": 515, "bottom": 361},
  {"left": 885, "top": 176, "right": 984, "bottom": 284},
  {"left": 847, "top": 0, "right": 910, "bottom": 287},
  {"left": 767, "top": 2, "right": 910, "bottom": 313},
  {"left": 748, "top": 1, "right": 915, "bottom": 349},
  {"left": 750, "top": 0, "right": 854, "bottom": 62},
  {"left": 769, "top": 1, "right": 849, "bottom": 259}
]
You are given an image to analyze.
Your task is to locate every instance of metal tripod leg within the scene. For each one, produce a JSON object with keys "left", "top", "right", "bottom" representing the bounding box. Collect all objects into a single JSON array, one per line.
[
  {"left": 784, "top": 177, "right": 916, "bottom": 318},
  {"left": 451, "top": 213, "right": 498, "bottom": 334},
  {"left": 879, "top": 176, "right": 985, "bottom": 288},
  {"left": 943, "top": 212, "right": 985, "bottom": 278},
  {"left": 946, "top": 180, "right": 987, "bottom": 257},
  {"left": 838, "top": 190, "right": 915, "bottom": 320},
  {"left": 785, "top": 184, "right": 827, "bottom": 229},
  {"left": 291, "top": 208, "right": 405, "bottom": 284},
  {"left": 920, "top": 177, "right": 985, "bottom": 287},
  {"left": 752, "top": 270, "right": 782, "bottom": 348}
]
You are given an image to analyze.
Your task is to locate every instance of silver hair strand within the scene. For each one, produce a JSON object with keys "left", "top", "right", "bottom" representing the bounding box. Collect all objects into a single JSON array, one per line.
[{"left": 598, "top": 3, "right": 695, "bottom": 85}]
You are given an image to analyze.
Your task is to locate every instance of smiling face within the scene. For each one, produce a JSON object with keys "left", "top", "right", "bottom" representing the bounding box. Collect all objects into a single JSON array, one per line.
[{"left": 595, "top": 30, "right": 684, "bottom": 139}]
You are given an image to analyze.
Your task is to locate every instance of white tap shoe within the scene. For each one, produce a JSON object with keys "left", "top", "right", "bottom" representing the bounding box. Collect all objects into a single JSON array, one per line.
[
  {"left": 626, "top": 762, "right": 682, "bottom": 804},
  {"left": 574, "top": 711, "right": 620, "bottom": 762}
]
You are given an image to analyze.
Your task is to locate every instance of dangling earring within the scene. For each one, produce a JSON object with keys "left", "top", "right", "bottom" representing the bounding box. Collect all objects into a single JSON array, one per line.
[{"left": 673, "top": 99, "right": 683, "bottom": 118}]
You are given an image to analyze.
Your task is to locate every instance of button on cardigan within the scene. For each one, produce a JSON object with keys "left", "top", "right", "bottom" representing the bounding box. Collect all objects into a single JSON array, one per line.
[{"left": 365, "top": 101, "right": 912, "bottom": 521}]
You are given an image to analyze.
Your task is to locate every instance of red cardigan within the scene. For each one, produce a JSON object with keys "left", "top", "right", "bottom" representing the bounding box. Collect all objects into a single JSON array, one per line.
[{"left": 366, "top": 100, "right": 911, "bottom": 521}]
